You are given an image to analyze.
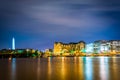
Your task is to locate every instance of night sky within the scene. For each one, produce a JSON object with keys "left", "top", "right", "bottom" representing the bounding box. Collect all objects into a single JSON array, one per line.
[{"left": 0, "top": 0, "right": 120, "bottom": 50}]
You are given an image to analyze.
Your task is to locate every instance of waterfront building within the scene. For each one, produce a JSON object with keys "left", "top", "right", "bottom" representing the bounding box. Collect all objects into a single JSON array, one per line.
[
  {"left": 93, "top": 40, "right": 120, "bottom": 54},
  {"left": 108, "top": 40, "right": 120, "bottom": 53},
  {"left": 93, "top": 40, "right": 109, "bottom": 53},
  {"left": 53, "top": 41, "right": 85, "bottom": 55},
  {"left": 45, "top": 49, "right": 53, "bottom": 54},
  {"left": 86, "top": 43, "right": 94, "bottom": 53}
]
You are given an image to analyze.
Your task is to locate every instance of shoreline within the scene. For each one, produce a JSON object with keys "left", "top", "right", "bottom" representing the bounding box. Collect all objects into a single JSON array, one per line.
[{"left": 0, "top": 55, "right": 119, "bottom": 58}]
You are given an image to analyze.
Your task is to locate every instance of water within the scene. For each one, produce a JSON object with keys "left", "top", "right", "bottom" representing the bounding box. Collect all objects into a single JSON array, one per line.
[{"left": 0, "top": 57, "right": 120, "bottom": 80}]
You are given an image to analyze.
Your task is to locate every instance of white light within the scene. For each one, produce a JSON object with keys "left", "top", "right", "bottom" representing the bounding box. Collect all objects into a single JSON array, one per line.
[
  {"left": 86, "top": 43, "right": 94, "bottom": 53},
  {"left": 12, "top": 37, "right": 15, "bottom": 50}
]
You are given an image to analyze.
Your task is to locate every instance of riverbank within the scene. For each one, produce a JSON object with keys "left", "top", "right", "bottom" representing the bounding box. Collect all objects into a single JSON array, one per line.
[{"left": 0, "top": 53, "right": 119, "bottom": 58}]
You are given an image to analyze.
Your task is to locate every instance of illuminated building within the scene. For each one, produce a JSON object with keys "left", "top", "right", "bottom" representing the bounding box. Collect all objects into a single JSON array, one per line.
[
  {"left": 93, "top": 40, "right": 120, "bottom": 53},
  {"left": 53, "top": 41, "right": 85, "bottom": 55},
  {"left": 45, "top": 49, "right": 53, "bottom": 55},
  {"left": 45, "top": 49, "right": 53, "bottom": 53},
  {"left": 109, "top": 40, "right": 120, "bottom": 53},
  {"left": 86, "top": 43, "right": 94, "bottom": 53},
  {"left": 12, "top": 37, "right": 15, "bottom": 50},
  {"left": 93, "top": 40, "right": 109, "bottom": 53}
]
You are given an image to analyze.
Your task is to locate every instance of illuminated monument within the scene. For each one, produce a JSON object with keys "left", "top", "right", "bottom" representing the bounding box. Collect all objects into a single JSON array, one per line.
[{"left": 12, "top": 37, "right": 15, "bottom": 50}]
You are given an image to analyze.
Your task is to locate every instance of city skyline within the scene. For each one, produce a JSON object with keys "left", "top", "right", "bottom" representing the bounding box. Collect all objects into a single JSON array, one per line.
[
  {"left": 0, "top": 0, "right": 120, "bottom": 50},
  {"left": 1, "top": 38, "right": 120, "bottom": 51}
]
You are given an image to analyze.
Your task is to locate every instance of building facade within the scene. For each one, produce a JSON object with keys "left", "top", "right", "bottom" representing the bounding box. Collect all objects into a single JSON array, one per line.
[
  {"left": 109, "top": 40, "right": 120, "bottom": 53},
  {"left": 86, "top": 43, "right": 94, "bottom": 53},
  {"left": 93, "top": 40, "right": 120, "bottom": 53},
  {"left": 53, "top": 41, "right": 85, "bottom": 55},
  {"left": 93, "top": 40, "right": 109, "bottom": 53}
]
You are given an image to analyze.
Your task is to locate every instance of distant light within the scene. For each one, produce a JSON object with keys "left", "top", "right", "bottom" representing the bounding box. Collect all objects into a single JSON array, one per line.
[{"left": 12, "top": 37, "right": 15, "bottom": 50}]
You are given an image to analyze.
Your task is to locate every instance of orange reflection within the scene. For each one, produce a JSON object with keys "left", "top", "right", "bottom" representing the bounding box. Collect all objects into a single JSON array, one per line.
[
  {"left": 48, "top": 57, "right": 52, "bottom": 79},
  {"left": 74, "top": 57, "right": 77, "bottom": 63},
  {"left": 78, "top": 57, "right": 84, "bottom": 80},
  {"left": 112, "top": 57, "right": 117, "bottom": 80},
  {"left": 37, "top": 58, "right": 40, "bottom": 80},
  {"left": 61, "top": 57, "right": 65, "bottom": 80},
  {"left": 74, "top": 57, "right": 77, "bottom": 78}
]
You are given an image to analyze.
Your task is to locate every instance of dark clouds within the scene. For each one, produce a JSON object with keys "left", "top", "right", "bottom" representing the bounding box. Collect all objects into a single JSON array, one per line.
[{"left": 0, "top": 0, "right": 120, "bottom": 50}]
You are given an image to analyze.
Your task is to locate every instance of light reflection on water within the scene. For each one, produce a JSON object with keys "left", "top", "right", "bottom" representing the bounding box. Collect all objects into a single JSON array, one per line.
[
  {"left": 78, "top": 57, "right": 84, "bottom": 80},
  {"left": 11, "top": 58, "right": 16, "bottom": 80},
  {"left": 99, "top": 57, "right": 109, "bottom": 80},
  {"left": 85, "top": 57, "right": 93, "bottom": 80},
  {"left": 37, "top": 58, "right": 40, "bottom": 80},
  {"left": 48, "top": 57, "right": 52, "bottom": 80},
  {"left": 1, "top": 57, "right": 120, "bottom": 80}
]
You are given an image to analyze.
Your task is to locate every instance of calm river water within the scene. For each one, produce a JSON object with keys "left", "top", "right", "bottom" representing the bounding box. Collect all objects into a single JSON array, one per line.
[{"left": 0, "top": 57, "right": 120, "bottom": 80}]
